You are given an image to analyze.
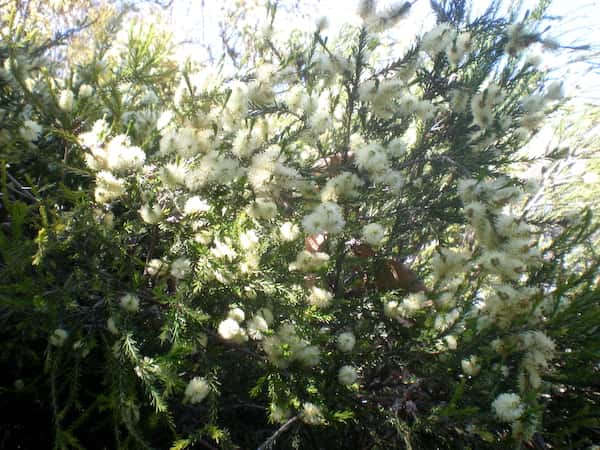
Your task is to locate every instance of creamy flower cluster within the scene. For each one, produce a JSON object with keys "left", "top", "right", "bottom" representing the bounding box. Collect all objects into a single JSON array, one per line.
[
  {"left": 263, "top": 323, "right": 320, "bottom": 369},
  {"left": 519, "top": 330, "right": 556, "bottom": 389},
  {"left": 492, "top": 393, "right": 524, "bottom": 422},
  {"left": 289, "top": 250, "right": 330, "bottom": 272},
  {"left": 421, "top": 23, "right": 471, "bottom": 66},
  {"left": 302, "top": 202, "right": 345, "bottom": 235},
  {"left": 218, "top": 307, "right": 273, "bottom": 344},
  {"left": 384, "top": 292, "right": 427, "bottom": 320},
  {"left": 184, "top": 377, "right": 211, "bottom": 404},
  {"left": 470, "top": 83, "right": 504, "bottom": 129},
  {"left": 457, "top": 178, "right": 543, "bottom": 329}
]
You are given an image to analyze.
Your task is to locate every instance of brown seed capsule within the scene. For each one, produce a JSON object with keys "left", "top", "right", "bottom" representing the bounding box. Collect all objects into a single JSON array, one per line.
[
  {"left": 311, "top": 151, "right": 355, "bottom": 176},
  {"left": 352, "top": 242, "right": 376, "bottom": 258},
  {"left": 375, "top": 259, "right": 426, "bottom": 293},
  {"left": 305, "top": 233, "right": 327, "bottom": 253}
]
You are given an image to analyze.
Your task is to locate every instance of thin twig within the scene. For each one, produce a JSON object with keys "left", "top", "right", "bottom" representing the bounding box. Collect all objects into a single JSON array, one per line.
[
  {"left": 256, "top": 416, "right": 298, "bottom": 450},
  {"left": 6, "top": 172, "right": 38, "bottom": 202}
]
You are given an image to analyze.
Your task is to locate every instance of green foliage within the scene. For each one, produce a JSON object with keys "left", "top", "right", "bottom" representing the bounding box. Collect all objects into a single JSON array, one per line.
[{"left": 0, "top": 0, "right": 598, "bottom": 449}]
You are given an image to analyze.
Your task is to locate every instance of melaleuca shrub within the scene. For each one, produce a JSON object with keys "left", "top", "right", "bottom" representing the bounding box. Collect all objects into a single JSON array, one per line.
[{"left": 2, "top": 1, "right": 596, "bottom": 449}]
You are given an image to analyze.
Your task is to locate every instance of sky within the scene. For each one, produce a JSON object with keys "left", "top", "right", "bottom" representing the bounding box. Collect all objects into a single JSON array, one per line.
[{"left": 157, "top": 0, "right": 600, "bottom": 102}]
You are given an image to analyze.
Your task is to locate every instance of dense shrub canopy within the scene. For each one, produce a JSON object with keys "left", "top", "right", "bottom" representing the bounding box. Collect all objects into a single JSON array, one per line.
[{"left": 1, "top": 0, "right": 598, "bottom": 449}]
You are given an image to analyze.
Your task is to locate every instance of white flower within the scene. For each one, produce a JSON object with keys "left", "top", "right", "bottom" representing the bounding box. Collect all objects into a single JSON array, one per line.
[
  {"left": 337, "top": 332, "right": 356, "bottom": 353},
  {"left": 247, "top": 314, "right": 269, "bottom": 340},
  {"left": 211, "top": 238, "right": 237, "bottom": 261},
  {"left": 302, "top": 202, "right": 345, "bottom": 235},
  {"left": 360, "top": 79, "right": 404, "bottom": 118},
  {"left": 103, "top": 212, "right": 114, "bottom": 228},
  {"left": 240, "top": 252, "right": 259, "bottom": 274},
  {"left": 257, "top": 307, "right": 274, "bottom": 325},
  {"left": 94, "top": 171, "right": 125, "bottom": 203},
  {"left": 308, "top": 107, "right": 332, "bottom": 133},
  {"left": 354, "top": 143, "right": 389, "bottom": 174},
  {"left": 184, "top": 196, "right": 210, "bottom": 215},
  {"left": 470, "top": 84, "right": 503, "bottom": 129},
  {"left": 79, "top": 119, "right": 110, "bottom": 149},
  {"left": 160, "top": 162, "right": 187, "bottom": 187},
  {"left": 263, "top": 336, "right": 286, "bottom": 367},
  {"left": 464, "top": 201, "right": 487, "bottom": 222},
  {"left": 376, "top": 169, "right": 405, "bottom": 193},
  {"left": 284, "top": 85, "right": 309, "bottom": 114},
  {"left": 321, "top": 172, "right": 363, "bottom": 202},
  {"left": 176, "top": 127, "right": 201, "bottom": 158},
  {"left": 505, "top": 23, "right": 532, "bottom": 56},
  {"left": 521, "top": 94, "right": 545, "bottom": 113},
  {"left": 20, "top": 120, "right": 42, "bottom": 142},
  {"left": 492, "top": 393, "right": 524, "bottom": 422},
  {"left": 194, "top": 230, "right": 212, "bottom": 245},
  {"left": 457, "top": 178, "right": 478, "bottom": 202},
  {"left": 78, "top": 84, "right": 93, "bottom": 98},
  {"left": 447, "top": 32, "right": 471, "bottom": 66},
  {"left": 270, "top": 404, "right": 291, "bottom": 424},
  {"left": 431, "top": 248, "right": 470, "bottom": 279},
  {"left": 107, "top": 317, "right": 119, "bottom": 335},
  {"left": 249, "top": 198, "right": 277, "bottom": 220},
  {"left": 50, "top": 328, "right": 68, "bottom": 347},
  {"left": 263, "top": 324, "right": 321, "bottom": 368},
  {"left": 461, "top": 355, "right": 481, "bottom": 376},
  {"left": 218, "top": 318, "right": 240, "bottom": 339},
  {"left": 445, "top": 335, "right": 458, "bottom": 350},
  {"left": 449, "top": 89, "right": 469, "bottom": 113},
  {"left": 434, "top": 309, "right": 460, "bottom": 332},
  {"left": 227, "top": 81, "right": 249, "bottom": 117},
  {"left": 520, "top": 331, "right": 556, "bottom": 355},
  {"left": 384, "top": 300, "right": 401, "bottom": 319},
  {"left": 232, "top": 128, "right": 262, "bottom": 158},
  {"left": 361, "top": 223, "right": 385, "bottom": 246},
  {"left": 289, "top": 250, "right": 330, "bottom": 272},
  {"left": 156, "top": 111, "right": 174, "bottom": 130},
  {"left": 308, "top": 286, "right": 333, "bottom": 309},
  {"left": 279, "top": 222, "right": 300, "bottom": 241},
  {"left": 170, "top": 257, "right": 192, "bottom": 279},
  {"left": 227, "top": 307, "right": 245, "bottom": 323},
  {"left": 248, "top": 145, "right": 279, "bottom": 190},
  {"left": 185, "top": 151, "right": 242, "bottom": 188},
  {"left": 218, "top": 318, "right": 248, "bottom": 343},
  {"left": 300, "top": 402, "right": 324, "bottom": 425},
  {"left": 146, "top": 258, "right": 167, "bottom": 277},
  {"left": 471, "top": 95, "right": 494, "bottom": 128},
  {"left": 298, "top": 345, "right": 320, "bottom": 367},
  {"left": 139, "top": 204, "right": 162, "bottom": 224},
  {"left": 184, "top": 377, "right": 211, "bottom": 404},
  {"left": 384, "top": 292, "right": 426, "bottom": 319},
  {"left": 159, "top": 130, "right": 178, "bottom": 155},
  {"left": 105, "top": 135, "right": 146, "bottom": 172},
  {"left": 120, "top": 293, "right": 140, "bottom": 312},
  {"left": 403, "top": 292, "right": 425, "bottom": 313},
  {"left": 160, "top": 127, "right": 205, "bottom": 157},
  {"left": 239, "top": 229, "right": 259, "bottom": 250},
  {"left": 338, "top": 365, "right": 358, "bottom": 385},
  {"left": 58, "top": 89, "right": 74, "bottom": 111},
  {"left": 422, "top": 23, "right": 454, "bottom": 57}
]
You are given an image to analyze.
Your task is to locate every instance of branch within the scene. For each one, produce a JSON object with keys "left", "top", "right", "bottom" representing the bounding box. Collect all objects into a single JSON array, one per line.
[
  {"left": 32, "top": 18, "right": 96, "bottom": 57},
  {"left": 6, "top": 171, "right": 38, "bottom": 202},
  {"left": 256, "top": 416, "right": 298, "bottom": 450}
]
